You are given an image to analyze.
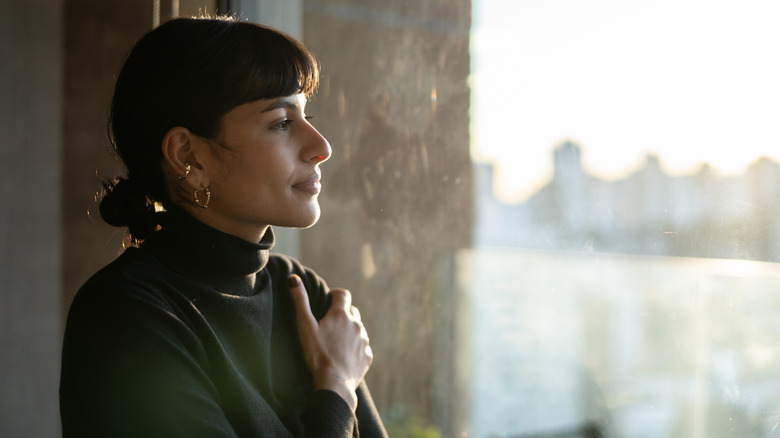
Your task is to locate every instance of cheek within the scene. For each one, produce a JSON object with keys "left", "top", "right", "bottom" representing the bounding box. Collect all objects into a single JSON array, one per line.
[
  {"left": 260, "top": 153, "right": 297, "bottom": 180},
  {"left": 221, "top": 148, "right": 294, "bottom": 195}
]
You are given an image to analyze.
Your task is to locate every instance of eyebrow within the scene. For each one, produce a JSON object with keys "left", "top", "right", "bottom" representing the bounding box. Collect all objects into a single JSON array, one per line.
[{"left": 261, "top": 97, "right": 303, "bottom": 113}]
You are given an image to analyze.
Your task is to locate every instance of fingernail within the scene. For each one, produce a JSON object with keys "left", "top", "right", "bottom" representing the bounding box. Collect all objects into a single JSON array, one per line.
[{"left": 288, "top": 276, "right": 299, "bottom": 288}]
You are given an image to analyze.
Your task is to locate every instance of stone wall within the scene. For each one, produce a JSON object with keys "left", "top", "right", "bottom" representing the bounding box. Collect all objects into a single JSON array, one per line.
[{"left": 301, "top": 1, "right": 473, "bottom": 433}]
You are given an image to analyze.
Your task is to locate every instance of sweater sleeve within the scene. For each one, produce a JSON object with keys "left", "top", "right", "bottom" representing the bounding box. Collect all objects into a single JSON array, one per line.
[
  {"left": 302, "top": 385, "right": 388, "bottom": 438},
  {"left": 355, "top": 383, "right": 390, "bottom": 438},
  {"left": 302, "top": 390, "right": 358, "bottom": 436}
]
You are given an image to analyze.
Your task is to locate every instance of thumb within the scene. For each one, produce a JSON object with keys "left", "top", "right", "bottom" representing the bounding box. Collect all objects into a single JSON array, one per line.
[{"left": 288, "top": 275, "right": 318, "bottom": 332}]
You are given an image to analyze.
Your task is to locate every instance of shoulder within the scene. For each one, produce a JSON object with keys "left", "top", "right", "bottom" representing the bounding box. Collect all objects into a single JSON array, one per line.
[
  {"left": 73, "top": 247, "right": 173, "bottom": 306},
  {"left": 266, "top": 253, "right": 329, "bottom": 290},
  {"left": 66, "top": 247, "right": 194, "bottom": 334},
  {"left": 266, "top": 253, "right": 332, "bottom": 319},
  {"left": 63, "top": 248, "right": 207, "bottom": 362}
]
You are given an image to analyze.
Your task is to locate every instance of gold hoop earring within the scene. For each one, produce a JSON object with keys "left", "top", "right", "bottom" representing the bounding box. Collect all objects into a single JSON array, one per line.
[
  {"left": 178, "top": 163, "right": 191, "bottom": 181},
  {"left": 194, "top": 186, "right": 211, "bottom": 209}
]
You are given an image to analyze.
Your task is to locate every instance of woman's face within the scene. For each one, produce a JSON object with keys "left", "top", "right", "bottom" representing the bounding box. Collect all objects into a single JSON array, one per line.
[{"left": 199, "top": 93, "right": 332, "bottom": 242}]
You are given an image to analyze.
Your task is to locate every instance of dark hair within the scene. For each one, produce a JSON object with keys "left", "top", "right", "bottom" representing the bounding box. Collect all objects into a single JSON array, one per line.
[{"left": 99, "top": 16, "right": 319, "bottom": 244}]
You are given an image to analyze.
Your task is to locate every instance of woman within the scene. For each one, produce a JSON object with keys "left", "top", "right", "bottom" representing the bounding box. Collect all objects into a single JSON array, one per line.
[{"left": 59, "top": 16, "right": 387, "bottom": 437}]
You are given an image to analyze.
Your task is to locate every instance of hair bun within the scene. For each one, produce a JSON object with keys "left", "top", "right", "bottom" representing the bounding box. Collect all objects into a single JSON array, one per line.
[{"left": 99, "top": 177, "right": 159, "bottom": 242}]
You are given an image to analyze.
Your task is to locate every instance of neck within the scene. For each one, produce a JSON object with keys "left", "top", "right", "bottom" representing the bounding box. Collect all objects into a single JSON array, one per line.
[
  {"left": 143, "top": 205, "right": 275, "bottom": 295},
  {"left": 172, "top": 202, "right": 269, "bottom": 243}
]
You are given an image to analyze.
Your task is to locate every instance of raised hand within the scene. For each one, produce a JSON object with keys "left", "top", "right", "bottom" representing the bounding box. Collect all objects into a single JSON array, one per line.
[{"left": 288, "top": 275, "right": 373, "bottom": 411}]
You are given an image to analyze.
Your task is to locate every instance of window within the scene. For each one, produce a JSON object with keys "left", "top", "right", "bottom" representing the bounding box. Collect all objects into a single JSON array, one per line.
[
  {"left": 230, "top": 1, "right": 780, "bottom": 437},
  {"left": 467, "top": 3, "right": 780, "bottom": 436}
]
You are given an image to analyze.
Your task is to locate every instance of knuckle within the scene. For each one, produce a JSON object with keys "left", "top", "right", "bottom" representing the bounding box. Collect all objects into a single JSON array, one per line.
[
  {"left": 329, "top": 289, "right": 349, "bottom": 303},
  {"left": 336, "top": 289, "right": 353, "bottom": 302},
  {"left": 330, "top": 288, "right": 350, "bottom": 297}
]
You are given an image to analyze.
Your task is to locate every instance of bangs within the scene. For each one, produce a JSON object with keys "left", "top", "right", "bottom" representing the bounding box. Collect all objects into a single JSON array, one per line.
[{"left": 228, "top": 22, "right": 320, "bottom": 104}]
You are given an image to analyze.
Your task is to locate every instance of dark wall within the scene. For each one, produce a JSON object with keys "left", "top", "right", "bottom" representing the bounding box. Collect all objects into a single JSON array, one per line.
[
  {"left": 1, "top": 0, "right": 63, "bottom": 436},
  {"left": 62, "top": 0, "right": 153, "bottom": 313}
]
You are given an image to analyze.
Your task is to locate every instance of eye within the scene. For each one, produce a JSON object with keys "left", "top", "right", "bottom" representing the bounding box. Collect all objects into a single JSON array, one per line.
[{"left": 273, "top": 119, "right": 293, "bottom": 131}]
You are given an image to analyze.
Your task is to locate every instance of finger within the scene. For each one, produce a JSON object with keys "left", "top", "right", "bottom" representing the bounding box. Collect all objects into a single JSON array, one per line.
[
  {"left": 328, "top": 288, "right": 352, "bottom": 313},
  {"left": 288, "top": 275, "right": 318, "bottom": 331},
  {"left": 350, "top": 306, "right": 361, "bottom": 322}
]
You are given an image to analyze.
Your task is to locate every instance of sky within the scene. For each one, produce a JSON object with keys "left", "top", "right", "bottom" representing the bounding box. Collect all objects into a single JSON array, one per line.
[{"left": 470, "top": 0, "right": 780, "bottom": 202}]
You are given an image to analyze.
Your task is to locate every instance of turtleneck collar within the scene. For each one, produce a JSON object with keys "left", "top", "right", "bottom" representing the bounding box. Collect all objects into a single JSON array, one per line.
[{"left": 140, "top": 206, "right": 275, "bottom": 296}]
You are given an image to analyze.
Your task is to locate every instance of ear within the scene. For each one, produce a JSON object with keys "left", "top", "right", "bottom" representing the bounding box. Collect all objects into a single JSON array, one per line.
[{"left": 161, "top": 127, "right": 210, "bottom": 190}]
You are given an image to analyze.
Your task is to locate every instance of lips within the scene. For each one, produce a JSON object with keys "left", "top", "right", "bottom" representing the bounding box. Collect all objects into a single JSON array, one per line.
[{"left": 292, "top": 173, "right": 322, "bottom": 195}]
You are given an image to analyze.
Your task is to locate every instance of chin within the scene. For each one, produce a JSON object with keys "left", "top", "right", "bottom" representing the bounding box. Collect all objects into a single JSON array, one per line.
[{"left": 285, "top": 208, "right": 321, "bottom": 229}]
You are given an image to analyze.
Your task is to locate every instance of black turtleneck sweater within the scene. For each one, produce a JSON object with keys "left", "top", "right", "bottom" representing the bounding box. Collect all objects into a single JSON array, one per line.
[{"left": 60, "top": 208, "right": 387, "bottom": 437}]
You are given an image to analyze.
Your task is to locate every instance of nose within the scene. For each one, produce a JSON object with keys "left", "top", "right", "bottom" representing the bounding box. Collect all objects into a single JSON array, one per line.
[{"left": 305, "top": 124, "right": 332, "bottom": 164}]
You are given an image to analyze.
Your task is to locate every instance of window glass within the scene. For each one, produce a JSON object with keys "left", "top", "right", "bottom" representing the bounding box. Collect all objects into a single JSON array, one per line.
[
  {"left": 471, "top": 2, "right": 780, "bottom": 437},
  {"left": 256, "top": 1, "right": 780, "bottom": 437}
]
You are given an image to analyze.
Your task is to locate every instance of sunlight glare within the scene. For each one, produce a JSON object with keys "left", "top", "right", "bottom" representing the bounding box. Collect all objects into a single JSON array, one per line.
[{"left": 472, "top": 0, "right": 780, "bottom": 203}]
